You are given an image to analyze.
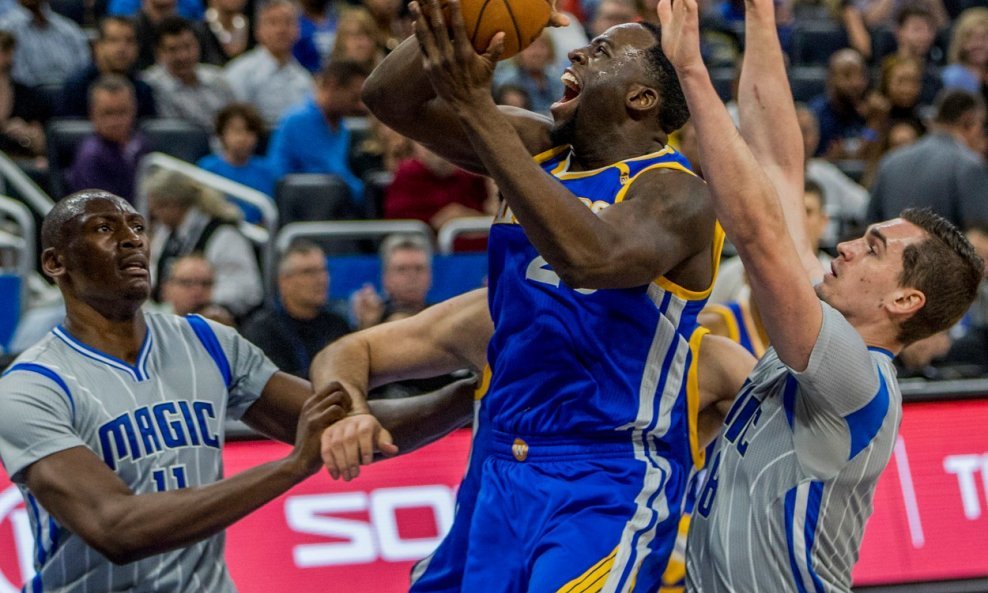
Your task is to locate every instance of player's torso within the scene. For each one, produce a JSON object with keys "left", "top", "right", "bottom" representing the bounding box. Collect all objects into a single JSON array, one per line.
[
  {"left": 687, "top": 350, "right": 901, "bottom": 593},
  {"left": 485, "top": 145, "right": 718, "bottom": 441},
  {"left": 19, "top": 314, "right": 236, "bottom": 592}
]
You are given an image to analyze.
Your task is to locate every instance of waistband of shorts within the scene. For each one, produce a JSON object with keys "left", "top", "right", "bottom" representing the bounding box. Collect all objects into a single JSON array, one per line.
[{"left": 490, "top": 430, "right": 633, "bottom": 461}]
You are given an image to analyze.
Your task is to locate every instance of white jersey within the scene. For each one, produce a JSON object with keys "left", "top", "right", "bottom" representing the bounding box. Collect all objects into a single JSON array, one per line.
[
  {"left": 685, "top": 302, "right": 902, "bottom": 593},
  {"left": 0, "top": 312, "right": 277, "bottom": 593}
]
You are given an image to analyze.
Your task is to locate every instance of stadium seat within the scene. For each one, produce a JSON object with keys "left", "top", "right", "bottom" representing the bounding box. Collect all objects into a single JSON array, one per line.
[
  {"left": 788, "top": 67, "right": 828, "bottom": 103},
  {"left": 0, "top": 274, "right": 20, "bottom": 352},
  {"left": 139, "top": 118, "right": 211, "bottom": 164},
  {"left": 34, "top": 83, "right": 63, "bottom": 116},
  {"left": 46, "top": 118, "right": 95, "bottom": 198},
  {"left": 790, "top": 23, "right": 849, "bottom": 67},
  {"left": 709, "top": 67, "right": 737, "bottom": 102},
  {"left": 326, "top": 252, "right": 488, "bottom": 303},
  {"left": 361, "top": 169, "right": 394, "bottom": 219},
  {"left": 276, "top": 173, "right": 358, "bottom": 228}
]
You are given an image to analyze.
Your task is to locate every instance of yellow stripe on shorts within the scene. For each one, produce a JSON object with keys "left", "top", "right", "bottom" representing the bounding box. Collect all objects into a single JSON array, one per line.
[{"left": 556, "top": 546, "right": 618, "bottom": 593}]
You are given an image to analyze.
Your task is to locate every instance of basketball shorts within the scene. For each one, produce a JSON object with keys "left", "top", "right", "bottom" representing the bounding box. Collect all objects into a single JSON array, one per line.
[{"left": 459, "top": 430, "right": 687, "bottom": 593}]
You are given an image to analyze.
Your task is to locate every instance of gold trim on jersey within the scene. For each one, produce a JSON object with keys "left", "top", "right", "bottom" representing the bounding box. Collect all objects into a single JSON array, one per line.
[
  {"left": 704, "top": 303, "right": 742, "bottom": 344},
  {"left": 654, "top": 222, "right": 726, "bottom": 301},
  {"left": 533, "top": 145, "right": 571, "bottom": 165},
  {"left": 474, "top": 365, "right": 492, "bottom": 401},
  {"left": 556, "top": 546, "right": 618, "bottom": 593},
  {"left": 613, "top": 160, "right": 694, "bottom": 204},
  {"left": 552, "top": 147, "right": 678, "bottom": 180},
  {"left": 687, "top": 327, "right": 709, "bottom": 470}
]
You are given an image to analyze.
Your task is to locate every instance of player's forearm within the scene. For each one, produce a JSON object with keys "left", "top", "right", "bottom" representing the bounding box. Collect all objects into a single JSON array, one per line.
[
  {"left": 370, "top": 379, "right": 475, "bottom": 453},
  {"left": 89, "top": 458, "right": 308, "bottom": 564},
  {"left": 310, "top": 336, "right": 373, "bottom": 415},
  {"left": 456, "top": 99, "right": 645, "bottom": 288}
]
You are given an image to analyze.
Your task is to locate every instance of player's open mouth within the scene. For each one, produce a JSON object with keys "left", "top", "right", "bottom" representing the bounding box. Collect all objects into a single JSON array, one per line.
[
  {"left": 830, "top": 261, "right": 838, "bottom": 278},
  {"left": 559, "top": 70, "right": 582, "bottom": 103}
]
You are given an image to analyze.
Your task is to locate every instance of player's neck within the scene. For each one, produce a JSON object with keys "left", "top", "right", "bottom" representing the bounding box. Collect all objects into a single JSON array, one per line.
[
  {"left": 849, "top": 317, "right": 903, "bottom": 358},
  {"left": 569, "top": 127, "right": 666, "bottom": 171},
  {"left": 63, "top": 299, "right": 149, "bottom": 364}
]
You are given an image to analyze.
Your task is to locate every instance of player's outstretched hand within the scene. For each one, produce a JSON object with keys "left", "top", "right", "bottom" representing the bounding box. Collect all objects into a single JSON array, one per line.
[
  {"left": 286, "top": 382, "right": 351, "bottom": 479},
  {"left": 321, "top": 410, "right": 400, "bottom": 482},
  {"left": 410, "top": 0, "right": 505, "bottom": 107},
  {"left": 657, "top": 0, "right": 704, "bottom": 74}
]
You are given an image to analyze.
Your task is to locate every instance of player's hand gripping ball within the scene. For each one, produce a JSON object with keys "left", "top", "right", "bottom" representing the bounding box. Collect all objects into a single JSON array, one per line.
[{"left": 441, "top": 0, "right": 556, "bottom": 60}]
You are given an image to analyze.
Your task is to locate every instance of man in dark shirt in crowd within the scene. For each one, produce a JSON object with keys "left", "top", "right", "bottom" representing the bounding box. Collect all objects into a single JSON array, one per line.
[
  {"left": 243, "top": 241, "right": 350, "bottom": 379},
  {"left": 59, "top": 16, "right": 157, "bottom": 118},
  {"left": 67, "top": 75, "right": 151, "bottom": 203}
]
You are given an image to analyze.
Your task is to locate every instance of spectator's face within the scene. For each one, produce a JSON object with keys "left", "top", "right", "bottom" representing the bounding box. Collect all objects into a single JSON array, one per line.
[
  {"left": 961, "top": 23, "right": 988, "bottom": 67},
  {"left": 157, "top": 30, "right": 200, "bottom": 80},
  {"left": 383, "top": 248, "right": 430, "bottom": 308},
  {"left": 316, "top": 75, "right": 367, "bottom": 118},
  {"left": 886, "top": 61, "right": 921, "bottom": 108},
  {"left": 515, "top": 34, "right": 553, "bottom": 72},
  {"left": 497, "top": 88, "right": 530, "bottom": 109},
  {"left": 803, "top": 190, "right": 829, "bottom": 250},
  {"left": 162, "top": 257, "right": 214, "bottom": 315},
  {"left": 897, "top": 16, "right": 936, "bottom": 58},
  {"left": 97, "top": 21, "right": 139, "bottom": 74},
  {"left": 591, "top": 0, "right": 638, "bottom": 37},
  {"left": 279, "top": 249, "right": 329, "bottom": 310},
  {"left": 829, "top": 55, "right": 868, "bottom": 101},
  {"left": 220, "top": 114, "right": 258, "bottom": 163},
  {"left": 336, "top": 20, "right": 377, "bottom": 65},
  {"left": 961, "top": 106, "right": 987, "bottom": 154},
  {"left": 887, "top": 121, "right": 919, "bottom": 150},
  {"left": 144, "top": 0, "right": 177, "bottom": 19},
  {"left": 91, "top": 88, "right": 136, "bottom": 144},
  {"left": 257, "top": 3, "right": 299, "bottom": 57}
]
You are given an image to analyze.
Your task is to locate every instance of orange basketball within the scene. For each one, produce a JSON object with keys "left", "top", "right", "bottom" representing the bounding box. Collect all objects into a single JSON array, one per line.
[{"left": 444, "top": 0, "right": 555, "bottom": 60}]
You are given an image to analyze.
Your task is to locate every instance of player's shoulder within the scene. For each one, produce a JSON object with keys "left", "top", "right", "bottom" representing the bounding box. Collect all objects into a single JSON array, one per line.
[
  {"left": 499, "top": 105, "right": 554, "bottom": 156},
  {"left": 0, "top": 334, "right": 70, "bottom": 392}
]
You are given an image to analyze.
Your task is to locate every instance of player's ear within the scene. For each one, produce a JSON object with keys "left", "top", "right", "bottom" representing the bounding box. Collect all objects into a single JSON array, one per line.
[
  {"left": 626, "top": 83, "right": 659, "bottom": 116},
  {"left": 886, "top": 287, "right": 926, "bottom": 319},
  {"left": 41, "top": 247, "right": 66, "bottom": 279}
]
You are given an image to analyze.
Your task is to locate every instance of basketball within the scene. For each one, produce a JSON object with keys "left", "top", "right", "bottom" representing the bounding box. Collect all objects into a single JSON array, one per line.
[{"left": 443, "top": 0, "right": 555, "bottom": 60}]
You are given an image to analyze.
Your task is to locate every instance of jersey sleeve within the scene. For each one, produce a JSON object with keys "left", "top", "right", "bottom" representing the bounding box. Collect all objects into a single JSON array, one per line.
[
  {"left": 191, "top": 316, "right": 279, "bottom": 420},
  {"left": 788, "top": 302, "right": 893, "bottom": 478},
  {"left": 0, "top": 367, "right": 86, "bottom": 482}
]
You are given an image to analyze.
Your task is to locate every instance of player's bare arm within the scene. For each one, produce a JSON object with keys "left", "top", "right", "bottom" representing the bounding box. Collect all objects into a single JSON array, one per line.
[
  {"left": 20, "top": 383, "right": 348, "bottom": 565},
  {"left": 659, "top": 0, "right": 822, "bottom": 371},
  {"left": 413, "top": 0, "right": 716, "bottom": 290},
  {"left": 361, "top": 14, "right": 558, "bottom": 173},
  {"left": 311, "top": 288, "right": 492, "bottom": 480},
  {"left": 696, "top": 334, "right": 756, "bottom": 446}
]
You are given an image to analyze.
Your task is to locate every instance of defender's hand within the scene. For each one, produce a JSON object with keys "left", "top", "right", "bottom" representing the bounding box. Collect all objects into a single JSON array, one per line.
[
  {"left": 410, "top": 0, "right": 505, "bottom": 107},
  {"left": 657, "top": 0, "right": 704, "bottom": 74},
  {"left": 321, "top": 413, "right": 399, "bottom": 481},
  {"left": 285, "top": 384, "right": 350, "bottom": 479}
]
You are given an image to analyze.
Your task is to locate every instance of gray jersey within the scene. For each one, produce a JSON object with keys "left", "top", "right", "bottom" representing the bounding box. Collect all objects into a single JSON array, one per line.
[
  {"left": 685, "top": 302, "right": 902, "bottom": 593},
  {"left": 0, "top": 312, "right": 277, "bottom": 593}
]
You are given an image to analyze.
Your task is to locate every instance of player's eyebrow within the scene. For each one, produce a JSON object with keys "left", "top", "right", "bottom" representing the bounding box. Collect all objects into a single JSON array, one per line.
[{"left": 867, "top": 227, "right": 888, "bottom": 249}]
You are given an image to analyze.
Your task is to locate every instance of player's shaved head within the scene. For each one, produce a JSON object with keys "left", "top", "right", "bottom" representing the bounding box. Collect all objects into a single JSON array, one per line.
[{"left": 42, "top": 190, "right": 134, "bottom": 251}]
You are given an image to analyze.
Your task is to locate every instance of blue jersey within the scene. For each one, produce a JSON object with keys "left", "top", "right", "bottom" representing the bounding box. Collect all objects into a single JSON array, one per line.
[
  {"left": 486, "top": 144, "right": 723, "bottom": 450},
  {"left": 703, "top": 300, "right": 768, "bottom": 357}
]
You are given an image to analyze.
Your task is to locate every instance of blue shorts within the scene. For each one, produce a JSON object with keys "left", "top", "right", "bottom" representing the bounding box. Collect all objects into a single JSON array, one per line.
[{"left": 459, "top": 430, "right": 687, "bottom": 593}]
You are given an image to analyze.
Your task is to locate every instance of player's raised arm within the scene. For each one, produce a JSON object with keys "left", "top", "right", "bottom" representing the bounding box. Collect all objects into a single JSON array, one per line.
[
  {"left": 658, "top": 0, "right": 822, "bottom": 371},
  {"left": 361, "top": 6, "right": 560, "bottom": 173},
  {"left": 310, "top": 288, "right": 492, "bottom": 480}
]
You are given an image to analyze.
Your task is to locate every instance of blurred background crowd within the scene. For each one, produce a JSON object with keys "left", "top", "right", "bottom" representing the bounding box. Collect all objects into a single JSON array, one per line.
[{"left": 0, "top": 0, "right": 985, "bottom": 387}]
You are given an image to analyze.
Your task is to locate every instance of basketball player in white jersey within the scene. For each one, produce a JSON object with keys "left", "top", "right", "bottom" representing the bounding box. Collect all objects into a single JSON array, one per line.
[
  {"left": 655, "top": 0, "right": 985, "bottom": 591},
  {"left": 0, "top": 190, "right": 474, "bottom": 592}
]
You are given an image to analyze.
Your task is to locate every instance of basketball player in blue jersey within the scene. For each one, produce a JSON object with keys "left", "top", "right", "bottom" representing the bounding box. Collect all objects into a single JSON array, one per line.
[
  {"left": 315, "top": 1, "right": 728, "bottom": 592},
  {"left": 0, "top": 191, "right": 476, "bottom": 592},
  {"left": 656, "top": 0, "right": 984, "bottom": 591}
]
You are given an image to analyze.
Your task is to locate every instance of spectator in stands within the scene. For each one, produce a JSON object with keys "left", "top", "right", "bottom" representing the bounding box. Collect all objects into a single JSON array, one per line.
[
  {"left": 352, "top": 233, "right": 432, "bottom": 330},
  {"left": 143, "top": 16, "right": 236, "bottom": 131},
  {"left": 110, "top": 0, "right": 204, "bottom": 21},
  {"left": 941, "top": 7, "right": 988, "bottom": 101},
  {"left": 293, "top": 0, "right": 338, "bottom": 72},
  {"left": 0, "top": 0, "right": 90, "bottom": 87},
  {"left": 849, "top": 0, "right": 947, "bottom": 32},
  {"left": 362, "top": 0, "right": 410, "bottom": 54},
  {"left": 330, "top": 7, "right": 385, "bottom": 72},
  {"left": 59, "top": 16, "right": 158, "bottom": 118},
  {"left": 199, "top": 0, "right": 252, "bottom": 66},
  {"left": 224, "top": 0, "right": 312, "bottom": 126},
  {"left": 0, "top": 30, "right": 48, "bottom": 163},
  {"left": 348, "top": 115, "right": 413, "bottom": 181},
  {"left": 145, "top": 168, "right": 263, "bottom": 317},
  {"left": 493, "top": 31, "right": 563, "bottom": 116},
  {"left": 879, "top": 55, "right": 926, "bottom": 133},
  {"left": 883, "top": 6, "right": 943, "bottom": 105},
  {"left": 131, "top": 0, "right": 182, "bottom": 70},
  {"left": 158, "top": 253, "right": 216, "bottom": 315},
  {"left": 197, "top": 102, "right": 277, "bottom": 222},
  {"left": 868, "top": 89, "right": 988, "bottom": 229},
  {"left": 588, "top": 0, "right": 639, "bottom": 38},
  {"left": 384, "top": 141, "right": 492, "bottom": 233},
  {"left": 242, "top": 241, "right": 351, "bottom": 379},
  {"left": 493, "top": 82, "right": 533, "bottom": 110},
  {"left": 66, "top": 75, "right": 151, "bottom": 203},
  {"left": 267, "top": 59, "right": 369, "bottom": 207},
  {"left": 796, "top": 103, "right": 869, "bottom": 239},
  {"left": 944, "top": 222, "right": 988, "bottom": 375},
  {"left": 810, "top": 49, "right": 886, "bottom": 160}
]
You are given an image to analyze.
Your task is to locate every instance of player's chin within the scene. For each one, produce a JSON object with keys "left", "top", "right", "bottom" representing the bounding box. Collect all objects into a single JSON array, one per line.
[{"left": 550, "top": 95, "right": 580, "bottom": 124}]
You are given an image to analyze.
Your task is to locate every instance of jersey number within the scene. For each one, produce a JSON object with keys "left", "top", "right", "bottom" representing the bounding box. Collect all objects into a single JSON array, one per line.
[
  {"left": 696, "top": 387, "right": 764, "bottom": 517},
  {"left": 525, "top": 256, "right": 596, "bottom": 295},
  {"left": 153, "top": 465, "right": 188, "bottom": 492}
]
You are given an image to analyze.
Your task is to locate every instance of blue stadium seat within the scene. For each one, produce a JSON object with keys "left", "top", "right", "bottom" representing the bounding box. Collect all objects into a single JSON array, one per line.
[
  {"left": 46, "top": 118, "right": 95, "bottom": 198},
  {"left": 326, "top": 253, "right": 487, "bottom": 303},
  {"left": 788, "top": 67, "right": 828, "bottom": 103},
  {"left": 0, "top": 274, "right": 21, "bottom": 352},
  {"left": 139, "top": 118, "right": 211, "bottom": 163}
]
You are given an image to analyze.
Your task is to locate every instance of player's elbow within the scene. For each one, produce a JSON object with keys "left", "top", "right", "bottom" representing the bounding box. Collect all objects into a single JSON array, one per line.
[
  {"left": 86, "top": 533, "right": 146, "bottom": 565},
  {"left": 362, "top": 76, "right": 401, "bottom": 124}
]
